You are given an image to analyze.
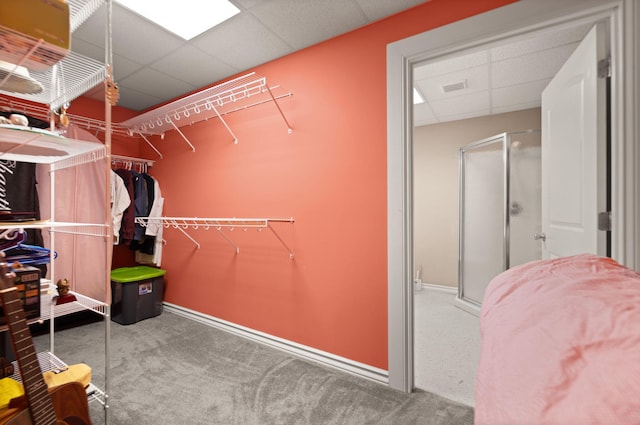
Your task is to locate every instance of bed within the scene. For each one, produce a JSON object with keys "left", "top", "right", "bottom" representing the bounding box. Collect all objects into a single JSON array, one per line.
[{"left": 475, "top": 254, "right": 640, "bottom": 425}]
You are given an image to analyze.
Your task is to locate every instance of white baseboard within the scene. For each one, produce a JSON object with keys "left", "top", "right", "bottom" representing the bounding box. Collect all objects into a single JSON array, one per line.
[{"left": 162, "top": 302, "right": 389, "bottom": 385}]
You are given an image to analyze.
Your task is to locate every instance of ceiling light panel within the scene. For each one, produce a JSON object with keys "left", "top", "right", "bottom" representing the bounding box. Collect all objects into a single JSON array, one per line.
[{"left": 115, "top": 0, "right": 240, "bottom": 40}]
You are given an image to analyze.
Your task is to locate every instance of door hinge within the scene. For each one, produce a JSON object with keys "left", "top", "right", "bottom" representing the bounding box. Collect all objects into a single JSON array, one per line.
[
  {"left": 598, "top": 211, "right": 612, "bottom": 231},
  {"left": 598, "top": 57, "right": 611, "bottom": 78}
]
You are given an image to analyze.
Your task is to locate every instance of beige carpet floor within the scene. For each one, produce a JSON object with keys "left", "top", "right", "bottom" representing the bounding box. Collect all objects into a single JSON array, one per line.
[{"left": 33, "top": 310, "right": 474, "bottom": 425}]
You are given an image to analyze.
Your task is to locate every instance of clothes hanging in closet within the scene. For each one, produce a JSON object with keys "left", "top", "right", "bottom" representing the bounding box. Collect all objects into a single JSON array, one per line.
[
  {"left": 114, "top": 168, "right": 135, "bottom": 244},
  {"left": 110, "top": 170, "right": 130, "bottom": 245},
  {"left": 111, "top": 167, "right": 164, "bottom": 266}
]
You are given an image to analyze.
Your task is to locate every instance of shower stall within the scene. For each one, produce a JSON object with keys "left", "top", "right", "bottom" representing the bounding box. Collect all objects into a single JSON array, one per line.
[{"left": 457, "top": 130, "right": 541, "bottom": 311}]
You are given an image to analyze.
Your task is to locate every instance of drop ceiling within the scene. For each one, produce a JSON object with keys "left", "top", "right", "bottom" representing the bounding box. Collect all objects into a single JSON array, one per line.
[
  {"left": 413, "top": 22, "right": 594, "bottom": 126},
  {"left": 71, "top": 1, "right": 593, "bottom": 126},
  {"left": 73, "top": 0, "right": 429, "bottom": 111}
]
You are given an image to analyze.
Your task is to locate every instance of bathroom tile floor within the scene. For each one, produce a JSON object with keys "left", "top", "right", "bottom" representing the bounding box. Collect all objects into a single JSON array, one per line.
[{"left": 414, "top": 288, "right": 480, "bottom": 407}]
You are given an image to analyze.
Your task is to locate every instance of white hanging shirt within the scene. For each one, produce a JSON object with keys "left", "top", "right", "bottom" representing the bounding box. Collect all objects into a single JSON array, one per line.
[{"left": 110, "top": 169, "right": 131, "bottom": 244}]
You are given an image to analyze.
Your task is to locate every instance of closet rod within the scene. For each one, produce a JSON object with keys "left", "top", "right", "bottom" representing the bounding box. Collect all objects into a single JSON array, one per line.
[
  {"left": 111, "top": 154, "right": 154, "bottom": 167},
  {"left": 135, "top": 217, "right": 295, "bottom": 258}
]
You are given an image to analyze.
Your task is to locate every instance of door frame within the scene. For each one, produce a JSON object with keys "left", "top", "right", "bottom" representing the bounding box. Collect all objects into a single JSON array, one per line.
[{"left": 386, "top": 0, "right": 639, "bottom": 392}]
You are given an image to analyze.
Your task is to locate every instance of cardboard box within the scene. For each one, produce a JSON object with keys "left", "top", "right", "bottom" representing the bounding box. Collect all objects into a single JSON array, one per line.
[
  {"left": 0, "top": 265, "right": 41, "bottom": 326},
  {"left": 0, "top": 0, "right": 70, "bottom": 69}
]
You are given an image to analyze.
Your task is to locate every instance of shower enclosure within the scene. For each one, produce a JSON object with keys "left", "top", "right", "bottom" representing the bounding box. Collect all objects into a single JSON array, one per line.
[{"left": 457, "top": 130, "right": 541, "bottom": 310}]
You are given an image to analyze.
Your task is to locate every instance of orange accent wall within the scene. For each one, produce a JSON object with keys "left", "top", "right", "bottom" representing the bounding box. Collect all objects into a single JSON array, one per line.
[{"left": 129, "top": 0, "right": 517, "bottom": 370}]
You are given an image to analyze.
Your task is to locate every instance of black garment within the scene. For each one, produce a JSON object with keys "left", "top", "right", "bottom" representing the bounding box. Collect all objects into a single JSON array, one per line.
[
  {"left": 0, "top": 160, "right": 46, "bottom": 275},
  {"left": 114, "top": 169, "right": 135, "bottom": 244},
  {"left": 142, "top": 173, "right": 155, "bottom": 216},
  {"left": 131, "top": 171, "right": 148, "bottom": 243}
]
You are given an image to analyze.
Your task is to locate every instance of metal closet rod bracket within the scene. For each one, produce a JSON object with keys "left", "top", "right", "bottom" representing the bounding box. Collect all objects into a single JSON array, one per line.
[{"left": 134, "top": 217, "right": 295, "bottom": 258}]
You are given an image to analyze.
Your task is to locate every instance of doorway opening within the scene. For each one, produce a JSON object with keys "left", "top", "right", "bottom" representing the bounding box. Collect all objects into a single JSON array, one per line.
[
  {"left": 387, "top": 0, "right": 635, "bottom": 396},
  {"left": 410, "top": 20, "right": 599, "bottom": 404}
]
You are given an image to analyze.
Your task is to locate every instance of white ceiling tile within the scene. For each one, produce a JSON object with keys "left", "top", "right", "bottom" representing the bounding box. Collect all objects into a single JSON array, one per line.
[
  {"left": 151, "top": 46, "right": 239, "bottom": 89},
  {"left": 413, "top": 102, "right": 437, "bottom": 127},
  {"left": 75, "top": 4, "right": 185, "bottom": 65},
  {"left": 192, "top": 13, "right": 293, "bottom": 71},
  {"left": 354, "top": 0, "right": 428, "bottom": 21},
  {"left": 414, "top": 51, "right": 488, "bottom": 79},
  {"left": 110, "top": 9, "right": 186, "bottom": 65},
  {"left": 232, "top": 0, "right": 270, "bottom": 9},
  {"left": 490, "top": 23, "right": 591, "bottom": 61},
  {"left": 119, "top": 68, "right": 196, "bottom": 102},
  {"left": 249, "top": 0, "right": 369, "bottom": 50},
  {"left": 71, "top": 37, "right": 105, "bottom": 63},
  {"left": 429, "top": 91, "right": 490, "bottom": 121},
  {"left": 492, "top": 101, "right": 541, "bottom": 116},
  {"left": 111, "top": 54, "right": 145, "bottom": 81},
  {"left": 491, "top": 44, "right": 578, "bottom": 88},
  {"left": 72, "top": 38, "right": 144, "bottom": 85},
  {"left": 116, "top": 87, "right": 164, "bottom": 112},
  {"left": 445, "top": 109, "right": 493, "bottom": 122},
  {"left": 492, "top": 80, "right": 550, "bottom": 109}
]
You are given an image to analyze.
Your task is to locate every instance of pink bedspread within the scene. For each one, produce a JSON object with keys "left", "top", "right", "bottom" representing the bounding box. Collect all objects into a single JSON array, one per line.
[{"left": 475, "top": 254, "right": 640, "bottom": 425}]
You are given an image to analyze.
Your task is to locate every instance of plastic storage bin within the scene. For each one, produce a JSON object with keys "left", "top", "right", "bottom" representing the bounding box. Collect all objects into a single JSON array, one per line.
[{"left": 110, "top": 266, "right": 166, "bottom": 325}]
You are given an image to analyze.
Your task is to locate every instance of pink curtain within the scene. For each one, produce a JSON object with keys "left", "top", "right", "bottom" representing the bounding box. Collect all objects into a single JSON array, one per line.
[{"left": 37, "top": 125, "right": 111, "bottom": 303}]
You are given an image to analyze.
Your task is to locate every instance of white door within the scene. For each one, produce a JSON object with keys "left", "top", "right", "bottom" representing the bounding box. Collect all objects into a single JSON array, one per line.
[{"left": 540, "top": 23, "right": 608, "bottom": 258}]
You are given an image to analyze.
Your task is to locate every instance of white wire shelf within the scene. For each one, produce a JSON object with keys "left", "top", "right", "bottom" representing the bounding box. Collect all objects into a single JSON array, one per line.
[
  {"left": 0, "top": 50, "right": 106, "bottom": 112},
  {"left": 9, "top": 351, "right": 106, "bottom": 407},
  {"left": 0, "top": 98, "right": 138, "bottom": 140},
  {"left": 0, "top": 0, "right": 108, "bottom": 110},
  {"left": 0, "top": 288, "right": 108, "bottom": 333},
  {"left": 1, "top": 287, "right": 108, "bottom": 406},
  {"left": 0, "top": 222, "right": 109, "bottom": 242},
  {"left": 69, "top": 0, "right": 106, "bottom": 32},
  {"left": 0, "top": 125, "right": 107, "bottom": 170},
  {"left": 40, "top": 290, "right": 109, "bottom": 320},
  {"left": 120, "top": 72, "right": 293, "bottom": 155},
  {"left": 135, "top": 216, "right": 295, "bottom": 258}
]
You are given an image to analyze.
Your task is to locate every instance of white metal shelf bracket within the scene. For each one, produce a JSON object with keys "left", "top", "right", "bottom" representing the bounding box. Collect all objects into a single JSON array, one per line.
[
  {"left": 139, "top": 133, "right": 164, "bottom": 159},
  {"left": 267, "top": 221, "right": 295, "bottom": 259},
  {"left": 265, "top": 85, "right": 293, "bottom": 134},
  {"left": 166, "top": 219, "right": 200, "bottom": 249},
  {"left": 210, "top": 101, "right": 238, "bottom": 144},
  {"left": 214, "top": 226, "right": 240, "bottom": 253},
  {"left": 169, "top": 120, "right": 196, "bottom": 152}
]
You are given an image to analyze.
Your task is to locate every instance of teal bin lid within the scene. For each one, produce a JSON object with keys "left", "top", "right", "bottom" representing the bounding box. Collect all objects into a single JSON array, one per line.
[{"left": 111, "top": 266, "right": 166, "bottom": 283}]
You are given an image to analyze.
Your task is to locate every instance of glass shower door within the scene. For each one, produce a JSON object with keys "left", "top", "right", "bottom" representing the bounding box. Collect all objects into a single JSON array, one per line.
[
  {"left": 508, "top": 131, "right": 542, "bottom": 267},
  {"left": 458, "top": 130, "right": 541, "bottom": 309},
  {"left": 458, "top": 135, "right": 506, "bottom": 306}
]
